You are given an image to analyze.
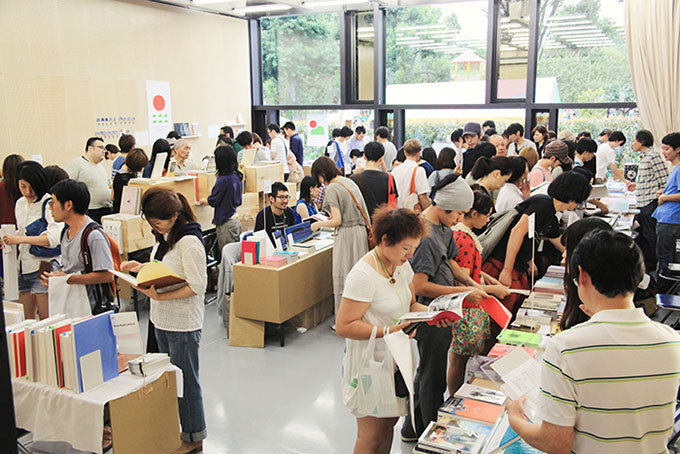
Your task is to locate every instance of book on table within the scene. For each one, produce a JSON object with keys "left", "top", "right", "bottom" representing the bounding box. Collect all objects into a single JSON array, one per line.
[
  {"left": 455, "top": 383, "right": 507, "bottom": 406},
  {"left": 481, "top": 412, "right": 521, "bottom": 454},
  {"left": 109, "top": 261, "right": 186, "bottom": 290},
  {"left": 496, "top": 329, "right": 542, "bottom": 349},
  {"left": 438, "top": 396, "right": 504, "bottom": 426},
  {"left": 417, "top": 420, "right": 487, "bottom": 454},
  {"left": 487, "top": 343, "right": 535, "bottom": 359}
]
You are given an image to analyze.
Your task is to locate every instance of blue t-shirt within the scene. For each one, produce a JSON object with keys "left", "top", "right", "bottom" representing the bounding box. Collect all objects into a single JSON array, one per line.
[
  {"left": 294, "top": 199, "right": 317, "bottom": 224},
  {"left": 111, "top": 155, "right": 125, "bottom": 178},
  {"left": 653, "top": 164, "right": 680, "bottom": 224}
]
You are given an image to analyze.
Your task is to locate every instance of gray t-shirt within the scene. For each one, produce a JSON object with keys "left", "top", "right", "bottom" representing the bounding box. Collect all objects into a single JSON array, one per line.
[
  {"left": 61, "top": 217, "right": 114, "bottom": 274},
  {"left": 323, "top": 177, "right": 369, "bottom": 228},
  {"left": 409, "top": 219, "right": 459, "bottom": 304}
]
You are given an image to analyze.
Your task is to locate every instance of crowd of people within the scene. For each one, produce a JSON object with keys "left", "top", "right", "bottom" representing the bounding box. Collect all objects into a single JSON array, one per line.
[{"left": 2, "top": 119, "right": 680, "bottom": 453}]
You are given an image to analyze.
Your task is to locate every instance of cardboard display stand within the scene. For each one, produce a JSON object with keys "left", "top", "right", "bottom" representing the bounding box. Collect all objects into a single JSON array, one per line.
[{"left": 109, "top": 371, "right": 181, "bottom": 454}]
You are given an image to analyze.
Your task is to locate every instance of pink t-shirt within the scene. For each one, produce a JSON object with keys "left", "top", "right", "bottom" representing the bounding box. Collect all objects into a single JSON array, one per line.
[{"left": 528, "top": 165, "right": 553, "bottom": 189}]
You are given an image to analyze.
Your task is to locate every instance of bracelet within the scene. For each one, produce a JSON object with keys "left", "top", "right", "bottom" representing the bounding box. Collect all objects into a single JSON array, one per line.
[{"left": 383, "top": 325, "right": 389, "bottom": 337}]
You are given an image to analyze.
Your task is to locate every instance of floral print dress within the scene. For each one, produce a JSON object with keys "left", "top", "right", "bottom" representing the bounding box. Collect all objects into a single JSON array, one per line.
[{"left": 451, "top": 223, "right": 490, "bottom": 356}]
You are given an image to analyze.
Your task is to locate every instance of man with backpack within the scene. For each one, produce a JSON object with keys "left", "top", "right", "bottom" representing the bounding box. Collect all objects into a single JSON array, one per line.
[
  {"left": 41, "top": 179, "right": 118, "bottom": 314},
  {"left": 350, "top": 141, "right": 398, "bottom": 220}
]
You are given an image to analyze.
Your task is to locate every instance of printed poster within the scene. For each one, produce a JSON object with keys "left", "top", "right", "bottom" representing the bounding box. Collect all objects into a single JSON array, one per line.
[
  {"left": 146, "top": 80, "right": 173, "bottom": 143},
  {"left": 306, "top": 113, "right": 328, "bottom": 147}
]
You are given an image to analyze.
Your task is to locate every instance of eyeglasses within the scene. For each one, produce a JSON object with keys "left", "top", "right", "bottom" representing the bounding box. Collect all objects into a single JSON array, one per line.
[
  {"left": 93, "top": 144, "right": 106, "bottom": 151},
  {"left": 275, "top": 195, "right": 290, "bottom": 200}
]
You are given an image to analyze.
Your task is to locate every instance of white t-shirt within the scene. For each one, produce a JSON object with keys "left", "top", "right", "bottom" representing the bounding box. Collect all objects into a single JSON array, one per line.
[
  {"left": 538, "top": 308, "right": 680, "bottom": 453},
  {"left": 382, "top": 141, "right": 398, "bottom": 171},
  {"left": 14, "top": 193, "right": 63, "bottom": 273},
  {"left": 508, "top": 139, "right": 537, "bottom": 157},
  {"left": 495, "top": 183, "right": 524, "bottom": 212},
  {"left": 65, "top": 157, "right": 111, "bottom": 209},
  {"left": 596, "top": 142, "right": 616, "bottom": 180},
  {"left": 391, "top": 160, "right": 429, "bottom": 208},
  {"left": 270, "top": 136, "right": 290, "bottom": 174},
  {"left": 149, "top": 235, "right": 207, "bottom": 332}
]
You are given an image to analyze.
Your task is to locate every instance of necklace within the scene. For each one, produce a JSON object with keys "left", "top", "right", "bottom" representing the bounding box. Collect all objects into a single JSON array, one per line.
[{"left": 374, "top": 248, "right": 396, "bottom": 284}]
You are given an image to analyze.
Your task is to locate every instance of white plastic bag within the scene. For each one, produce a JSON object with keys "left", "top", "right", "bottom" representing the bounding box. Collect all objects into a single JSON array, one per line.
[
  {"left": 342, "top": 326, "right": 403, "bottom": 417},
  {"left": 48, "top": 275, "right": 91, "bottom": 319}
]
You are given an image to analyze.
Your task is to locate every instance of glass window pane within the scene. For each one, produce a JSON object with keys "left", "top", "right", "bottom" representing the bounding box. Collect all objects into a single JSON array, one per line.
[
  {"left": 280, "top": 110, "right": 375, "bottom": 162},
  {"left": 558, "top": 108, "right": 642, "bottom": 165},
  {"left": 496, "top": 0, "right": 530, "bottom": 100},
  {"left": 261, "top": 14, "right": 341, "bottom": 105},
  {"left": 537, "top": 1, "right": 633, "bottom": 103},
  {"left": 356, "top": 12, "right": 374, "bottom": 101},
  {"left": 406, "top": 108, "right": 526, "bottom": 146},
  {"left": 386, "top": 2, "right": 488, "bottom": 104}
]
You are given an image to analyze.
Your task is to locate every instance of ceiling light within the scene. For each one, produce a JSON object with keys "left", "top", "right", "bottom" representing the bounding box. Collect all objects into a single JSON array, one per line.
[
  {"left": 233, "top": 3, "right": 291, "bottom": 13},
  {"left": 397, "top": 24, "right": 446, "bottom": 32},
  {"left": 304, "top": 0, "right": 366, "bottom": 7}
]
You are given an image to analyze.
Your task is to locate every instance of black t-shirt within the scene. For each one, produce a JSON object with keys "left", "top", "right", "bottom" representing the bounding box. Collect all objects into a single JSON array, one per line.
[
  {"left": 409, "top": 220, "right": 459, "bottom": 304},
  {"left": 254, "top": 206, "right": 296, "bottom": 244},
  {"left": 112, "top": 172, "right": 135, "bottom": 213},
  {"left": 489, "top": 194, "right": 561, "bottom": 272},
  {"left": 350, "top": 170, "right": 399, "bottom": 219}
]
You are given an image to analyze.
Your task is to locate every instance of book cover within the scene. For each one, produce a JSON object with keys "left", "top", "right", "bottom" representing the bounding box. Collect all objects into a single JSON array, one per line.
[
  {"left": 477, "top": 297, "right": 512, "bottom": 329},
  {"left": 241, "top": 240, "right": 259, "bottom": 265},
  {"left": 488, "top": 343, "right": 535, "bottom": 359},
  {"left": 419, "top": 420, "right": 486, "bottom": 454},
  {"left": 497, "top": 329, "right": 542, "bottom": 348},
  {"left": 482, "top": 413, "right": 521, "bottom": 454},
  {"left": 72, "top": 311, "right": 119, "bottom": 393},
  {"left": 439, "top": 396, "right": 503, "bottom": 425},
  {"left": 51, "top": 320, "right": 73, "bottom": 388},
  {"left": 455, "top": 383, "right": 507, "bottom": 406},
  {"left": 120, "top": 186, "right": 141, "bottom": 215},
  {"left": 109, "top": 261, "right": 186, "bottom": 290}
]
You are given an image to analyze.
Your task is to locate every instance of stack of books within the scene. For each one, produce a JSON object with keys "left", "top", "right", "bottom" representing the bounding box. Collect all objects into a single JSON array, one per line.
[
  {"left": 128, "top": 353, "right": 171, "bottom": 377},
  {"left": 5, "top": 311, "right": 120, "bottom": 393}
]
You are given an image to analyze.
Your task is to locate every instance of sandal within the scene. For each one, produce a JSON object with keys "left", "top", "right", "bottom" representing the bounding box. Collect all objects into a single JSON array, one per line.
[{"left": 102, "top": 425, "right": 113, "bottom": 451}]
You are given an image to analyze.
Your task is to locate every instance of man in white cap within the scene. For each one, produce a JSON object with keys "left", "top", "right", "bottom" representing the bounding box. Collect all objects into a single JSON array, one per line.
[{"left": 401, "top": 173, "right": 489, "bottom": 441}]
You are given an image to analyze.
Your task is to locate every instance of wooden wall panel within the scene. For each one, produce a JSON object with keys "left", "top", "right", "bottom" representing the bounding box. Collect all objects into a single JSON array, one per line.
[{"left": 0, "top": 0, "right": 251, "bottom": 168}]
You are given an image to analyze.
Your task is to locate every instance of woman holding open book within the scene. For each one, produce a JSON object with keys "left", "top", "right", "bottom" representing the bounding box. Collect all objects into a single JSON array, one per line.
[
  {"left": 337, "top": 207, "right": 452, "bottom": 454},
  {"left": 121, "top": 187, "right": 207, "bottom": 454}
]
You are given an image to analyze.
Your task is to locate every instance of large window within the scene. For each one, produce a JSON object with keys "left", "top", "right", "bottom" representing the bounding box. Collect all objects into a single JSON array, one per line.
[
  {"left": 386, "top": 1, "right": 488, "bottom": 104},
  {"left": 406, "top": 108, "right": 525, "bottom": 146},
  {"left": 261, "top": 14, "right": 341, "bottom": 105},
  {"left": 536, "top": 0, "right": 633, "bottom": 103},
  {"left": 496, "top": 0, "right": 531, "bottom": 100},
  {"left": 355, "top": 12, "right": 374, "bottom": 101},
  {"left": 558, "top": 107, "right": 642, "bottom": 164},
  {"left": 280, "top": 110, "right": 375, "bottom": 162}
]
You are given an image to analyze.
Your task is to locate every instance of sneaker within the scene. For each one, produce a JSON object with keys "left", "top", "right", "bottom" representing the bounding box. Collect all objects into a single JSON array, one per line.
[{"left": 400, "top": 423, "right": 418, "bottom": 442}]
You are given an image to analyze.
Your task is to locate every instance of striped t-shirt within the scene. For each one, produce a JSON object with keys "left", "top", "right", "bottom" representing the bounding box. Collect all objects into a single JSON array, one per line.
[{"left": 538, "top": 308, "right": 680, "bottom": 453}]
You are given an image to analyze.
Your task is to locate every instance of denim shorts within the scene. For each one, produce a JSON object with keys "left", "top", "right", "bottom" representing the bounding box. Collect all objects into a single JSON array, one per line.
[{"left": 18, "top": 270, "right": 48, "bottom": 294}]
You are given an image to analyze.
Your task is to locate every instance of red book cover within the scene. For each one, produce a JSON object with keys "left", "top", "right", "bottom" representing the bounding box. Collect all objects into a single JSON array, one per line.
[
  {"left": 241, "top": 241, "right": 259, "bottom": 265},
  {"left": 442, "top": 397, "right": 503, "bottom": 425},
  {"left": 426, "top": 310, "right": 463, "bottom": 326},
  {"left": 478, "top": 297, "right": 512, "bottom": 329},
  {"left": 53, "top": 323, "right": 73, "bottom": 388},
  {"left": 13, "top": 331, "right": 26, "bottom": 377},
  {"left": 488, "top": 343, "right": 535, "bottom": 358}
]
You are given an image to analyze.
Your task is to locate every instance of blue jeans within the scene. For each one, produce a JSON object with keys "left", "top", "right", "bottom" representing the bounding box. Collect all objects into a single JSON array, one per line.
[
  {"left": 656, "top": 222, "right": 680, "bottom": 294},
  {"left": 155, "top": 328, "right": 207, "bottom": 442}
]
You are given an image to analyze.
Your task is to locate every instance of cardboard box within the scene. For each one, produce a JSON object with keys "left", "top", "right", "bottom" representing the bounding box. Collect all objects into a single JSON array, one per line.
[
  {"left": 196, "top": 172, "right": 217, "bottom": 201},
  {"left": 303, "top": 165, "right": 312, "bottom": 176},
  {"left": 290, "top": 295, "right": 334, "bottom": 330},
  {"left": 109, "top": 370, "right": 181, "bottom": 454},
  {"left": 244, "top": 163, "right": 284, "bottom": 192},
  {"left": 129, "top": 177, "right": 198, "bottom": 205}
]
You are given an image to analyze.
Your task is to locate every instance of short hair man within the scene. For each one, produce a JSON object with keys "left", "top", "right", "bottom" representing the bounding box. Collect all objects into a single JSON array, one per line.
[
  {"left": 350, "top": 141, "right": 398, "bottom": 218},
  {"left": 488, "top": 134, "right": 508, "bottom": 157},
  {"left": 626, "top": 130, "right": 669, "bottom": 271},
  {"left": 112, "top": 134, "right": 136, "bottom": 178},
  {"left": 174, "top": 139, "right": 200, "bottom": 172},
  {"left": 504, "top": 123, "right": 537, "bottom": 157},
  {"left": 462, "top": 122, "right": 482, "bottom": 150},
  {"left": 401, "top": 174, "right": 488, "bottom": 440},
  {"left": 595, "top": 130, "right": 626, "bottom": 182},
  {"left": 508, "top": 230, "right": 680, "bottom": 454},
  {"left": 267, "top": 123, "right": 290, "bottom": 180},
  {"left": 220, "top": 126, "right": 234, "bottom": 139},
  {"left": 596, "top": 128, "right": 612, "bottom": 145},
  {"left": 391, "top": 138, "right": 431, "bottom": 212},
  {"left": 327, "top": 127, "right": 350, "bottom": 174},
  {"left": 64, "top": 137, "right": 112, "bottom": 224},
  {"left": 254, "top": 181, "right": 296, "bottom": 245},
  {"left": 653, "top": 132, "right": 680, "bottom": 293},
  {"left": 482, "top": 120, "right": 496, "bottom": 132},
  {"left": 573, "top": 138, "right": 597, "bottom": 167},
  {"left": 282, "top": 121, "right": 304, "bottom": 166},
  {"left": 450, "top": 127, "right": 465, "bottom": 169},
  {"left": 346, "top": 125, "right": 367, "bottom": 154},
  {"left": 43, "top": 179, "right": 115, "bottom": 312},
  {"left": 375, "top": 126, "right": 397, "bottom": 171}
]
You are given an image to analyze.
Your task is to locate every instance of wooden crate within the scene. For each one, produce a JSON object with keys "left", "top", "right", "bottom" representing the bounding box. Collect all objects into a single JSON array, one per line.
[
  {"left": 129, "top": 177, "right": 198, "bottom": 205},
  {"left": 244, "top": 163, "right": 284, "bottom": 192}
]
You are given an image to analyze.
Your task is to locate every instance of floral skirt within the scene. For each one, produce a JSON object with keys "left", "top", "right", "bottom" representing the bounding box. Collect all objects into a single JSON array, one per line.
[{"left": 450, "top": 307, "right": 490, "bottom": 356}]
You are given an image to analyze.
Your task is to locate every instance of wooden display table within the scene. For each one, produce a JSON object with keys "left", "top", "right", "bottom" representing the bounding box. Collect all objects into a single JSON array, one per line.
[{"left": 229, "top": 241, "right": 334, "bottom": 348}]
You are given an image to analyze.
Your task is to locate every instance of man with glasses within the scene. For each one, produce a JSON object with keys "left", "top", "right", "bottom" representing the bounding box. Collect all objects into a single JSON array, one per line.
[
  {"left": 65, "top": 137, "right": 112, "bottom": 223},
  {"left": 254, "top": 181, "right": 296, "bottom": 244}
]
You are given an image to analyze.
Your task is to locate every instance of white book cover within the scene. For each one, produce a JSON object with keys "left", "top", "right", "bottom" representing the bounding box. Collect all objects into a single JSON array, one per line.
[
  {"left": 455, "top": 383, "right": 507, "bottom": 406},
  {"left": 80, "top": 350, "right": 104, "bottom": 392}
]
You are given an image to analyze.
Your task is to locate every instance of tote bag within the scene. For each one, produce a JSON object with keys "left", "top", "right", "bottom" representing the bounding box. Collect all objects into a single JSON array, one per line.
[{"left": 478, "top": 208, "right": 519, "bottom": 262}]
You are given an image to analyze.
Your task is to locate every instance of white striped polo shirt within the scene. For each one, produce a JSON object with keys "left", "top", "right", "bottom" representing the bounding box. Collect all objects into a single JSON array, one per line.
[{"left": 537, "top": 308, "right": 680, "bottom": 453}]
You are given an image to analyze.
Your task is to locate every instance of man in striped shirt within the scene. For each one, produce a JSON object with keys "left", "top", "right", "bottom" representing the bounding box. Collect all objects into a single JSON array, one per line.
[
  {"left": 508, "top": 230, "right": 680, "bottom": 453},
  {"left": 626, "top": 129, "right": 670, "bottom": 271}
]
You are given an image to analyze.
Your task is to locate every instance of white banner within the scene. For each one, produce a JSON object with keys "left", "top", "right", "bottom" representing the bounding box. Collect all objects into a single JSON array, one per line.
[{"left": 145, "top": 80, "right": 172, "bottom": 143}]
